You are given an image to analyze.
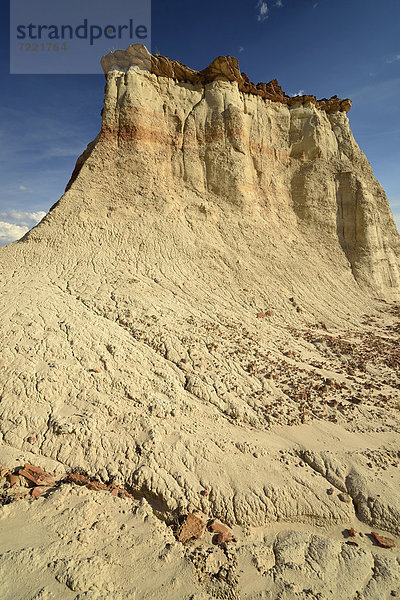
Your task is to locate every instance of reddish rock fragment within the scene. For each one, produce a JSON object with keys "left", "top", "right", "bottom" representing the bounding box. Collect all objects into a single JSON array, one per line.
[
  {"left": 7, "top": 474, "right": 20, "bottom": 487},
  {"left": 86, "top": 481, "right": 109, "bottom": 491},
  {"left": 31, "top": 486, "right": 44, "bottom": 499},
  {"left": 18, "top": 464, "right": 55, "bottom": 487},
  {"left": 66, "top": 473, "right": 91, "bottom": 486},
  {"left": 213, "top": 531, "right": 233, "bottom": 545},
  {"left": 208, "top": 519, "right": 232, "bottom": 536},
  {"left": 371, "top": 532, "right": 396, "bottom": 549},
  {"left": 66, "top": 473, "right": 109, "bottom": 491},
  {"left": 348, "top": 528, "right": 357, "bottom": 537},
  {"left": 118, "top": 489, "right": 135, "bottom": 500},
  {"left": 66, "top": 474, "right": 135, "bottom": 500},
  {"left": 178, "top": 513, "right": 206, "bottom": 543},
  {"left": 256, "top": 312, "right": 266, "bottom": 319}
]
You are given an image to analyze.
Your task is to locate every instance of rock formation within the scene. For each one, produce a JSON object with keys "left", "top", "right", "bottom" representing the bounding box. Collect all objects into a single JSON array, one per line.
[
  {"left": 100, "top": 44, "right": 352, "bottom": 112},
  {"left": 98, "top": 44, "right": 399, "bottom": 298},
  {"left": 0, "top": 45, "right": 399, "bottom": 598}
]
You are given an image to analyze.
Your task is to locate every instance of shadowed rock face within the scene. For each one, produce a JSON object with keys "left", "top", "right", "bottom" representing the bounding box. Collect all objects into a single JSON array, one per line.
[{"left": 101, "top": 43, "right": 352, "bottom": 112}]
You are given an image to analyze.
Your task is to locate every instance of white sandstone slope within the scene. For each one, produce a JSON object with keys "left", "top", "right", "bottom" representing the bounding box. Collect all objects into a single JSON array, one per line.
[{"left": 0, "top": 45, "right": 399, "bottom": 599}]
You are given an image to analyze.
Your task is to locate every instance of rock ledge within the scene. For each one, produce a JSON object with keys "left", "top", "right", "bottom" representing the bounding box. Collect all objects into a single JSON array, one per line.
[{"left": 101, "top": 43, "right": 352, "bottom": 113}]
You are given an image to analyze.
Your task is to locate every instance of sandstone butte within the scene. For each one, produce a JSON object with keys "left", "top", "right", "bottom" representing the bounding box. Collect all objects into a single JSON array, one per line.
[{"left": 0, "top": 44, "right": 399, "bottom": 599}]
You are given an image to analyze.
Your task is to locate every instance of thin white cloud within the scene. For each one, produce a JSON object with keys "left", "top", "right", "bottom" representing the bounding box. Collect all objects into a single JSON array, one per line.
[
  {"left": 292, "top": 90, "right": 305, "bottom": 96},
  {"left": 275, "top": 0, "right": 283, "bottom": 6},
  {"left": 239, "top": 46, "right": 244, "bottom": 53},
  {"left": 0, "top": 210, "right": 46, "bottom": 245},
  {"left": 48, "top": 145, "right": 84, "bottom": 158},
  {"left": 313, "top": 2, "right": 318, "bottom": 8},
  {"left": 0, "top": 222, "right": 29, "bottom": 245},
  {"left": 394, "top": 214, "right": 400, "bottom": 234},
  {"left": 257, "top": 1, "right": 269, "bottom": 21},
  {"left": 387, "top": 54, "right": 400, "bottom": 64},
  {"left": 19, "top": 185, "right": 28, "bottom": 191},
  {"left": 0, "top": 210, "right": 46, "bottom": 229}
]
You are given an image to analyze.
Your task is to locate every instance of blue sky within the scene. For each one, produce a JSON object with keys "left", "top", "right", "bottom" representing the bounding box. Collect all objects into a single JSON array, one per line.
[{"left": 1, "top": 0, "right": 399, "bottom": 243}]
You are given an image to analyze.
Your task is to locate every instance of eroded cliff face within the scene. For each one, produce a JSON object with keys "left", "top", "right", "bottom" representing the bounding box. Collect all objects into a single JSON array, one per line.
[{"left": 94, "top": 45, "right": 399, "bottom": 297}]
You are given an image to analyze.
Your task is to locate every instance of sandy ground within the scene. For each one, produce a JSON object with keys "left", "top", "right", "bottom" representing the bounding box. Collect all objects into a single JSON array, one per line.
[{"left": 1, "top": 304, "right": 399, "bottom": 599}]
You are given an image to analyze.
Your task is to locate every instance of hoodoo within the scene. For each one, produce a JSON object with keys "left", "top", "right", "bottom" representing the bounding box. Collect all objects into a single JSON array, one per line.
[
  {"left": 98, "top": 44, "right": 399, "bottom": 298},
  {"left": 0, "top": 45, "right": 399, "bottom": 599}
]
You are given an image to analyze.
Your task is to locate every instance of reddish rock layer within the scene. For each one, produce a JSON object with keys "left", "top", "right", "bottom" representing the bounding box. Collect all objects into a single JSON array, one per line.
[{"left": 101, "top": 44, "right": 351, "bottom": 113}]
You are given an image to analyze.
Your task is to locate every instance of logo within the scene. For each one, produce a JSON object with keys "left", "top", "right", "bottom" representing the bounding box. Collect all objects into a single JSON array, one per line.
[{"left": 10, "top": 0, "right": 151, "bottom": 74}]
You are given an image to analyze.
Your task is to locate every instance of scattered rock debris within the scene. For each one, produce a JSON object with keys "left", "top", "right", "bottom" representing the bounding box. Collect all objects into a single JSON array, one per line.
[
  {"left": 175, "top": 515, "right": 235, "bottom": 546},
  {"left": 0, "top": 464, "right": 136, "bottom": 505},
  {"left": 18, "top": 463, "right": 56, "bottom": 487},
  {"left": 208, "top": 519, "right": 233, "bottom": 544},
  {"left": 371, "top": 532, "right": 396, "bottom": 549},
  {"left": 1, "top": 463, "right": 57, "bottom": 503},
  {"left": 65, "top": 472, "right": 135, "bottom": 499}
]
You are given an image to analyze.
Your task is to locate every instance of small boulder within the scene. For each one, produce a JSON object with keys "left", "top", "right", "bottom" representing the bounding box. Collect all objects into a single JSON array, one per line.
[
  {"left": 348, "top": 528, "right": 357, "bottom": 537},
  {"left": 178, "top": 513, "right": 206, "bottom": 543},
  {"left": 18, "top": 463, "right": 55, "bottom": 487},
  {"left": 208, "top": 519, "right": 232, "bottom": 538},
  {"left": 7, "top": 474, "right": 20, "bottom": 487},
  {"left": 213, "top": 531, "right": 232, "bottom": 545},
  {"left": 31, "top": 486, "right": 44, "bottom": 499},
  {"left": 371, "top": 532, "right": 396, "bottom": 549}
]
